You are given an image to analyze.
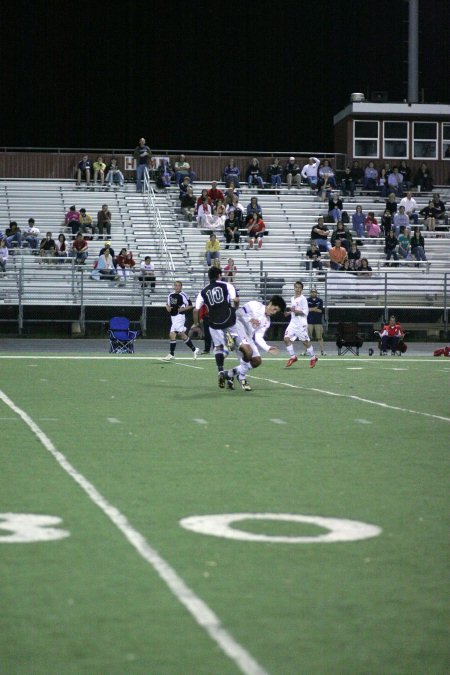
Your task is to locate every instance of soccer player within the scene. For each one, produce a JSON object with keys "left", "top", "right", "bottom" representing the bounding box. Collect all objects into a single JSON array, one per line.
[
  {"left": 284, "top": 281, "right": 318, "bottom": 368},
  {"left": 225, "top": 296, "right": 286, "bottom": 391},
  {"left": 193, "top": 266, "right": 252, "bottom": 388},
  {"left": 162, "top": 281, "right": 200, "bottom": 361}
]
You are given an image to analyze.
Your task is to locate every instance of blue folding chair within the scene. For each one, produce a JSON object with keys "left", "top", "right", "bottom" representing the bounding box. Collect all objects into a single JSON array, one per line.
[{"left": 108, "top": 317, "right": 139, "bottom": 354}]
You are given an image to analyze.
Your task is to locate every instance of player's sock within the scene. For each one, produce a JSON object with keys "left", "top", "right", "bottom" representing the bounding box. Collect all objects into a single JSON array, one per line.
[
  {"left": 238, "top": 363, "right": 252, "bottom": 380},
  {"left": 286, "top": 345, "right": 295, "bottom": 357},
  {"left": 306, "top": 346, "right": 315, "bottom": 357},
  {"left": 184, "top": 338, "right": 195, "bottom": 351},
  {"left": 215, "top": 350, "right": 225, "bottom": 372},
  {"left": 170, "top": 341, "right": 176, "bottom": 356}
]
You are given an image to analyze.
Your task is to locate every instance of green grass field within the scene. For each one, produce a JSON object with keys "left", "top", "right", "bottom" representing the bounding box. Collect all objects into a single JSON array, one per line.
[{"left": 1, "top": 351, "right": 449, "bottom": 674}]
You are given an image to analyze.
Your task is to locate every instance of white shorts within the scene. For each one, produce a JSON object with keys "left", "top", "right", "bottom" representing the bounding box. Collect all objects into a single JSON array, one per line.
[
  {"left": 235, "top": 317, "right": 260, "bottom": 358},
  {"left": 285, "top": 323, "right": 309, "bottom": 343},
  {"left": 170, "top": 315, "right": 187, "bottom": 334},
  {"left": 209, "top": 325, "right": 238, "bottom": 350}
]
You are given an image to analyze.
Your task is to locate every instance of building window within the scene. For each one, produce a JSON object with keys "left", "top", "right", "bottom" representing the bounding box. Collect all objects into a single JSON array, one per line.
[
  {"left": 443, "top": 123, "right": 450, "bottom": 160},
  {"left": 353, "top": 120, "right": 379, "bottom": 158},
  {"left": 413, "top": 122, "right": 437, "bottom": 159},
  {"left": 383, "top": 121, "right": 408, "bottom": 159}
]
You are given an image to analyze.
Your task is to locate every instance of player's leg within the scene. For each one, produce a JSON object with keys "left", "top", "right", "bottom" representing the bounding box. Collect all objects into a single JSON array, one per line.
[
  {"left": 162, "top": 328, "right": 177, "bottom": 360},
  {"left": 284, "top": 330, "right": 298, "bottom": 367},
  {"left": 302, "top": 329, "right": 318, "bottom": 367},
  {"left": 180, "top": 330, "right": 200, "bottom": 358}
]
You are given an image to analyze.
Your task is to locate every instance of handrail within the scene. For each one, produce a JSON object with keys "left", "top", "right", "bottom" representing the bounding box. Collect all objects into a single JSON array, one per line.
[
  {"left": 0, "top": 146, "right": 347, "bottom": 157},
  {"left": 143, "top": 171, "right": 175, "bottom": 284}
]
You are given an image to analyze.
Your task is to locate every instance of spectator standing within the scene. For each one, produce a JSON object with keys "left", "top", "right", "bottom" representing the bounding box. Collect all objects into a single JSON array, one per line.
[
  {"left": 285, "top": 157, "right": 302, "bottom": 189},
  {"left": 97, "top": 204, "right": 112, "bottom": 240},
  {"left": 76, "top": 155, "right": 92, "bottom": 187},
  {"left": 106, "top": 158, "right": 124, "bottom": 188},
  {"left": 93, "top": 156, "right": 106, "bottom": 186},
  {"left": 133, "top": 138, "right": 152, "bottom": 192},
  {"left": 307, "top": 288, "right": 326, "bottom": 355},
  {"left": 301, "top": 156, "right": 320, "bottom": 189},
  {"left": 400, "top": 192, "right": 419, "bottom": 225}
]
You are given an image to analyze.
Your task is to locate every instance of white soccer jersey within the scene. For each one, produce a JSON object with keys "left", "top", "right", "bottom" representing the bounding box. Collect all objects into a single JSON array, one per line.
[
  {"left": 236, "top": 301, "right": 272, "bottom": 353},
  {"left": 288, "top": 294, "right": 309, "bottom": 329}
]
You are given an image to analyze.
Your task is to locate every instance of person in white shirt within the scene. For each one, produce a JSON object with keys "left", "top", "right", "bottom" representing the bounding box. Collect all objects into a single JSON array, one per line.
[
  {"left": 284, "top": 281, "right": 318, "bottom": 368},
  {"left": 0, "top": 238, "right": 9, "bottom": 276},
  {"left": 225, "top": 296, "right": 286, "bottom": 391},
  {"left": 301, "top": 156, "right": 320, "bottom": 189},
  {"left": 399, "top": 192, "right": 419, "bottom": 224},
  {"left": 139, "top": 256, "right": 156, "bottom": 290}
]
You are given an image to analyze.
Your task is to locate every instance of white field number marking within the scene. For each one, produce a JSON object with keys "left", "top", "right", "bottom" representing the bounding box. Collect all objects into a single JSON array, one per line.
[
  {"left": 180, "top": 513, "right": 382, "bottom": 544},
  {"left": 0, "top": 513, "right": 70, "bottom": 543}
]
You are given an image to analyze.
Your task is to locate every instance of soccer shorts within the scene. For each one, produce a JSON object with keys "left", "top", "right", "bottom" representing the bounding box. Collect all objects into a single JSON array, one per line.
[
  {"left": 170, "top": 315, "right": 187, "bottom": 334},
  {"left": 285, "top": 323, "right": 309, "bottom": 342}
]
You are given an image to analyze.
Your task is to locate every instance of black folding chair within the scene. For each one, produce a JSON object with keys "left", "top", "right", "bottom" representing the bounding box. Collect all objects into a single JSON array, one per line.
[
  {"left": 336, "top": 322, "right": 364, "bottom": 356},
  {"left": 108, "top": 317, "right": 139, "bottom": 354}
]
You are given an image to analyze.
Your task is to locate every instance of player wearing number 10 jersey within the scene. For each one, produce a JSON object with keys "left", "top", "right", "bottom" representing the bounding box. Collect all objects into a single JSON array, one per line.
[{"left": 193, "top": 266, "right": 252, "bottom": 387}]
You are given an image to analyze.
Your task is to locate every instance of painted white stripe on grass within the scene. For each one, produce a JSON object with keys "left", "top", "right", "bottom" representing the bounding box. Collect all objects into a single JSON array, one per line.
[
  {"left": 250, "top": 376, "right": 450, "bottom": 423},
  {"left": 346, "top": 367, "right": 363, "bottom": 370},
  {"left": 107, "top": 417, "right": 121, "bottom": 424},
  {"left": 0, "top": 355, "right": 444, "bottom": 362},
  {"left": 354, "top": 419, "right": 373, "bottom": 425},
  {"left": 0, "top": 388, "right": 267, "bottom": 675},
  {"left": 174, "top": 362, "right": 204, "bottom": 370},
  {"left": 269, "top": 419, "right": 287, "bottom": 425},
  {"left": 193, "top": 418, "right": 208, "bottom": 425}
]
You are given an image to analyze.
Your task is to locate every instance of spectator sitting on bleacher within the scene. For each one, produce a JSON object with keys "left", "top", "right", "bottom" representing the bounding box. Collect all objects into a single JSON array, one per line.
[
  {"left": 224, "top": 186, "right": 239, "bottom": 206},
  {"left": 76, "top": 155, "right": 92, "bottom": 187},
  {"left": 204, "top": 233, "right": 221, "bottom": 266},
  {"left": 180, "top": 186, "right": 196, "bottom": 222},
  {"left": 350, "top": 160, "right": 364, "bottom": 188},
  {"left": 196, "top": 196, "right": 213, "bottom": 229},
  {"left": 267, "top": 158, "right": 283, "bottom": 191},
  {"left": 381, "top": 208, "right": 393, "bottom": 236},
  {"left": 98, "top": 241, "right": 116, "bottom": 265},
  {"left": 318, "top": 159, "right": 337, "bottom": 189},
  {"left": 116, "top": 248, "right": 136, "bottom": 282},
  {"left": 284, "top": 156, "right": 302, "bottom": 189},
  {"left": 246, "top": 213, "right": 265, "bottom": 249},
  {"left": 393, "top": 205, "right": 409, "bottom": 236},
  {"left": 0, "top": 238, "right": 8, "bottom": 276},
  {"left": 24, "top": 218, "right": 40, "bottom": 250},
  {"left": 246, "top": 158, "right": 264, "bottom": 189},
  {"left": 55, "top": 233, "right": 69, "bottom": 261},
  {"left": 93, "top": 156, "right": 106, "bottom": 186},
  {"left": 399, "top": 160, "right": 412, "bottom": 189},
  {"left": 207, "top": 181, "right": 224, "bottom": 206},
  {"left": 348, "top": 241, "right": 361, "bottom": 269},
  {"left": 196, "top": 189, "right": 211, "bottom": 209},
  {"left": 398, "top": 226, "right": 413, "bottom": 262},
  {"left": 410, "top": 227, "right": 427, "bottom": 264},
  {"left": 226, "top": 194, "right": 245, "bottom": 222},
  {"left": 70, "top": 232, "right": 88, "bottom": 265},
  {"left": 154, "top": 159, "right": 173, "bottom": 189},
  {"left": 363, "top": 161, "right": 378, "bottom": 191},
  {"left": 6, "top": 222, "right": 22, "bottom": 249},
  {"left": 328, "top": 193, "right": 343, "bottom": 222},
  {"left": 96, "top": 248, "right": 117, "bottom": 280},
  {"left": 40, "top": 231, "right": 56, "bottom": 263},
  {"left": 329, "top": 238, "right": 348, "bottom": 270},
  {"left": 139, "top": 256, "right": 156, "bottom": 290},
  {"left": 305, "top": 242, "right": 324, "bottom": 270},
  {"left": 387, "top": 167, "right": 403, "bottom": 197},
  {"left": 301, "top": 156, "right": 320, "bottom": 190},
  {"left": 384, "top": 230, "right": 399, "bottom": 266},
  {"left": 174, "top": 154, "right": 196, "bottom": 185},
  {"left": 340, "top": 167, "right": 355, "bottom": 197},
  {"left": 331, "top": 221, "right": 352, "bottom": 251},
  {"left": 79, "top": 208, "right": 95, "bottom": 239},
  {"left": 311, "top": 216, "right": 331, "bottom": 251},
  {"left": 385, "top": 193, "right": 398, "bottom": 216},
  {"left": 351, "top": 205, "right": 366, "bottom": 238},
  {"left": 431, "top": 194, "right": 447, "bottom": 231},
  {"left": 420, "top": 200, "right": 440, "bottom": 232},
  {"left": 97, "top": 204, "right": 112, "bottom": 240},
  {"left": 224, "top": 210, "right": 241, "bottom": 250},
  {"left": 414, "top": 163, "right": 433, "bottom": 192},
  {"left": 378, "top": 168, "right": 389, "bottom": 197},
  {"left": 178, "top": 176, "right": 192, "bottom": 202},
  {"left": 357, "top": 257, "right": 372, "bottom": 277},
  {"left": 106, "top": 157, "right": 125, "bottom": 188},
  {"left": 246, "top": 196, "right": 262, "bottom": 218},
  {"left": 65, "top": 205, "right": 81, "bottom": 237},
  {"left": 223, "top": 159, "right": 240, "bottom": 188},
  {"left": 400, "top": 192, "right": 419, "bottom": 225},
  {"left": 223, "top": 258, "right": 237, "bottom": 285},
  {"left": 365, "top": 212, "right": 381, "bottom": 238}
]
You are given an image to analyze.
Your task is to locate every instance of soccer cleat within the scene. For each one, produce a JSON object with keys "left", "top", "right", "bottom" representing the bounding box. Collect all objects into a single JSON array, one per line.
[
  {"left": 285, "top": 355, "right": 298, "bottom": 368},
  {"left": 193, "top": 347, "right": 200, "bottom": 359},
  {"left": 226, "top": 376, "right": 235, "bottom": 390},
  {"left": 218, "top": 372, "right": 226, "bottom": 388},
  {"left": 162, "top": 354, "right": 174, "bottom": 361},
  {"left": 240, "top": 379, "right": 252, "bottom": 391},
  {"left": 225, "top": 332, "right": 235, "bottom": 352},
  {"left": 309, "top": 356, "right": 318, "bottom": 368}
]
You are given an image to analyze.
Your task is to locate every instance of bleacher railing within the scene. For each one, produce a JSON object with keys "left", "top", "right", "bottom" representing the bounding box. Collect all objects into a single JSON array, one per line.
[{"left": 144, "top": 169, "right": 176, "bottom": 285}]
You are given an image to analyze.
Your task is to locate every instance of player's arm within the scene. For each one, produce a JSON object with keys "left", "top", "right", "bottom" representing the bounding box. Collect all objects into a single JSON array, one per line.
[{"left": 193, "top": 293, "right": 204, "bottom": 326}]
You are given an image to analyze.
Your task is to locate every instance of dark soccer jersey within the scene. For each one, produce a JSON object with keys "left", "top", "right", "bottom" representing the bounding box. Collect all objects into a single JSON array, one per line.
[
  {"left": 200, "top": 281, "right": 236, "bottom": 329},
  {"left": 307, "top": 296, "right": 324, "bottom": 324},
  {"left": 167, "top": 291, "right": 191, "bottom": 316}
]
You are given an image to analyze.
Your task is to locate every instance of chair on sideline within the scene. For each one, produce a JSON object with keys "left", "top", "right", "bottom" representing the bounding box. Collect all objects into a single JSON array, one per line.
[
  {"left": 108, "top": 317, "right": 139, "bottom": 354},
  {"left": 336, "top": 323, "right": 364, "bottom": 356}
]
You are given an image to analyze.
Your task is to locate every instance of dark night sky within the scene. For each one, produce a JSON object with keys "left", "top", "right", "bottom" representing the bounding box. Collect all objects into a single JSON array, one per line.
[{"left": 2, "top": 0, "right": 449, "bottom": 153}]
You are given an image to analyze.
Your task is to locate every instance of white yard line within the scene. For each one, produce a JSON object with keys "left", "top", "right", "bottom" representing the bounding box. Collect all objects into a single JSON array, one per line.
[
  {"left": 0, "top": 388, "right": 268, "bottom": 675},
  {"left": 249, "top": 376, "right": 450, "bottom": 423},
  {"left": 0, "top": 355, "right": 445, "bottom": 362}
]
